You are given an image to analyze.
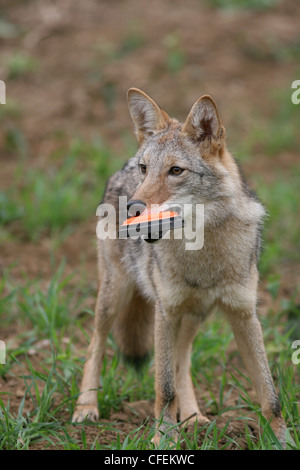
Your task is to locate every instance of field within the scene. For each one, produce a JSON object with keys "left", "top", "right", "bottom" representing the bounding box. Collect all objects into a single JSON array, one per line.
[{"left": 0, "top": 0, "right": 299, "bottom": 450}]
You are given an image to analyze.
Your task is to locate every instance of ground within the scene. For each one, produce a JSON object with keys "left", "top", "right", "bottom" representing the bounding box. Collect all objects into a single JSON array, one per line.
[{"left": 0, "top": 0, "right": 299, "bottom": 450}]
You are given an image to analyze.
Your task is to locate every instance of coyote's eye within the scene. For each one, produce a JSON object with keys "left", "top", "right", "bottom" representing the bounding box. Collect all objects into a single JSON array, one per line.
[
  {"left": 139, "top": 164, "right": 147, "bottom": 174},
  {"left": 170, "top": 166, "right": 184, "bottom": 176}
]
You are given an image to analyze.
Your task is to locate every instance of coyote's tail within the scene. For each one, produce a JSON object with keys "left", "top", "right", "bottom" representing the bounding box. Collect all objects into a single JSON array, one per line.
[{"left": 112, "top": 290, "right": 154, "bottom": 371}]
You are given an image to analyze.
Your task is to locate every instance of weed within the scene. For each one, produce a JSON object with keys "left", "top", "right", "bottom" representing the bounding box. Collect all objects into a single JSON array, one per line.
[
  {"left": 163, "top": 33, "right": 186, "bottom": 74},
  {"left": 4, "top": 53, "right": 38, "bottom": 80},
  {"left": 18, "top": 264, "right": 76, "bottom": 343},
  {"left": 206, "top": 0, "right": 278, "bottom": 11}
]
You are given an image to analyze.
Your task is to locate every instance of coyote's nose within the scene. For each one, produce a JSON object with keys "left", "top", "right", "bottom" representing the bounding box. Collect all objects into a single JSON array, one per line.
[{"left": 127, "top": 200, "right": 146, "bottom": 218}]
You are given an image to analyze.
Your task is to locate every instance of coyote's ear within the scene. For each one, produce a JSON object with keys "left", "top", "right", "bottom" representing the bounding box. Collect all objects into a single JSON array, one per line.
[
  {"left": 128, "top": 88, "right": 169, "bottom": 144},
  {"left": 182, "top": 95, "right": 225, "bottom": 154}
]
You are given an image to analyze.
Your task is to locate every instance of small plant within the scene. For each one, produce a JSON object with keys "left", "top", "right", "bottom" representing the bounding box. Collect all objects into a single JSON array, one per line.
[
  {"left": 5, "top": 53, "right": 38, "bottom": 79},
  {"left": 163, "top": 33, "right": 186, "bottom": 74},
  {"left": 206, "top": 0, "right": 278, "bottom": 11},
  {"left": 17, "top": 263, "right": 81, "bottom": 343}
]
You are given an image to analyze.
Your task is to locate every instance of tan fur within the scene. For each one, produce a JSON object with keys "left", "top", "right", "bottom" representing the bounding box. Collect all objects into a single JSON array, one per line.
[
  {"left": 131, "top": 172, "right": 173, "bottom": 208},
  {"left": 72, "top": 89, "right": 286, "bottom": 447}
]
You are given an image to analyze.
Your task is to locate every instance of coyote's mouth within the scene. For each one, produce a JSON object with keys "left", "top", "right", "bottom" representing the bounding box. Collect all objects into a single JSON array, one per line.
[
  {"left": 119, "top": 210, "right": 184, "bottom": 242},
  {"left": 143, "top": 229, "right": 164, "bottom": 244}
]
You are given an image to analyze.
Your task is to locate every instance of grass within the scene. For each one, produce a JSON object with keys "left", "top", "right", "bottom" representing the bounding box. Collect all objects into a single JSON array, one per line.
[
  {"left": 229, "top": 88, "right": 300, "bottom": 275},
  {"left": 0, "top": 136, "right": 125, "bottom": 243},
  {"left": 232, "top": 87, "right": 300, "bottom": 162},
  {"left": 0, "top": 266, "right": 299, "bottom": 449},
  {"left": 255, "top": 167, "right": 300, "bottom": 275},
  {"left": 2, "top": 52, "right": 39, "bottom": 80},
  {"left": 18, "top": 263, "right": 79, "bottom": 344},
  {"left": 206, "top": 0, "right": 278, "bottom": 11},
  {"left": 163, "top": 33, "right": 186, "bottom": 74}
]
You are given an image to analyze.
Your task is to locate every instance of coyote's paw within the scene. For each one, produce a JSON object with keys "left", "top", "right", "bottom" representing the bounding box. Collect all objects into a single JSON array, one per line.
[
  {"left": 151, "top": 424, "right": 179, "bottom": 447},
  {"left": 271, "top": 417, "right": 287, "bottom": 449},
  {"left": 182, "top": 413, "right": 210, "bottom": 431},
  {"left": 72, "top": 404, "right": 99, "bottom": 423}
]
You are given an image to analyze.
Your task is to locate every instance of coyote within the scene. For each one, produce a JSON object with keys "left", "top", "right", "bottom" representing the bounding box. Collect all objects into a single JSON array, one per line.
[{"left": 72, "top": 88, "right": 286, "bottom": 445}]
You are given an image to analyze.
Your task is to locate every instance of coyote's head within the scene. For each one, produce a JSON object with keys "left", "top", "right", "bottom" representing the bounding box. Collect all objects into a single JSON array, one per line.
[{"left": 127, "top": 88, "right": 238, "bottom": 219}]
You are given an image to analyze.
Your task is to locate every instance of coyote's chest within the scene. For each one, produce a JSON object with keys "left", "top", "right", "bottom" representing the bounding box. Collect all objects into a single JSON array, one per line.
[
  {"left": 154, "top": 234, "right": 241, "bottom": 286},
  {"left": 142, "top": 228, "right": 254, "bottom": 312}
]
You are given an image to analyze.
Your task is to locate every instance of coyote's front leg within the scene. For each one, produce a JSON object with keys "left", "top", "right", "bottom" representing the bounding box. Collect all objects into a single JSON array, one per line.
[
  {"left": 72, "top": 280, "right": 116, "bottom": 423},
  {"left": 152, "top": 302, "right": 179, "bottom": 445},
  {"left": 175, "top": 314, "right": 209, "bottom": 427},
  {"left": 224, "top": 303, "right": 286, "bottom": 446},
  {"left": 72, "top": 266, "right": 133, "bottom": 423}
]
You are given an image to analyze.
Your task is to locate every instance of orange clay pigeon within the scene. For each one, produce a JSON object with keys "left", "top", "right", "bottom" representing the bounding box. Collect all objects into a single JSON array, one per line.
[{"left": 119, "top": 210, "right": 184, "bottom": 243}]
